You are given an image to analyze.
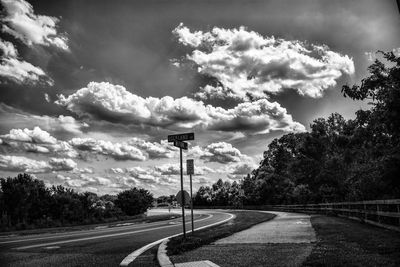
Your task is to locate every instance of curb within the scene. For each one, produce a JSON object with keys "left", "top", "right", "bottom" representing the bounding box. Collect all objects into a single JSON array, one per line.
[
  {"left": 157, "top": 239, "right": 174, "bottom": 267},
  {"left": 120, "top": 211, "right": 235, "bottom": 266}
]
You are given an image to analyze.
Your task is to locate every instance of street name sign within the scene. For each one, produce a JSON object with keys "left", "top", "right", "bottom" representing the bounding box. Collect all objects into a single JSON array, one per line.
[
  {"left": 187, "top": 159, "right": 194, "bottom": 175},
  {"left": 176, "top": 190, "right": 190, "bottom": 206},
  {"left": 174, "top": 140, "right": 188, "bottom": 150},
  {"left": 168, "top": 132, "right": 195, "bottom": 142}
]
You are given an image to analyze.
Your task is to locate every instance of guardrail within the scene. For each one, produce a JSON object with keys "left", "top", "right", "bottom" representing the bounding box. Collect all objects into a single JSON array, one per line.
[
  {"left": 270, "top": 199, "right": 400, "bottom": 232},
  {"left": 195, "top": 199, "right": 400, "bottom": 232}
]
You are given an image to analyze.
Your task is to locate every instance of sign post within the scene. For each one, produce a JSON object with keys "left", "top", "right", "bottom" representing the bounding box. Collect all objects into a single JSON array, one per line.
[
  {"left": 168, "top": 133, "right": 194, "bottom": 239},
  {"left": 187, "top": 159, "right": 194, "bottom": 234}
]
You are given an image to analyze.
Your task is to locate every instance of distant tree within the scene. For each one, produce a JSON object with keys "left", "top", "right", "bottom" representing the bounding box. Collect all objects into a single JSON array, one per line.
[
  {"left": 0, "top": 173, "right": 51, "bottom": 228},
  {"left": 115, "top": 188, "right": 153, "bottom": 216},
  {"left": 193, "top": 186, "right": 213, "bottom": 206}
]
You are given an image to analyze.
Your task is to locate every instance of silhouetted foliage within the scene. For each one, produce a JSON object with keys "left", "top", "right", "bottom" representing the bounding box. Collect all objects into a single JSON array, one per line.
[
  {"left": 115, "top": 188, "right": 153, "bottom": 216},
  {"left": 0, "top": 174, "right": 153, "bottom": 231},
  {"left": 195, "top": 52, "right": 400, "bottom": 206}
]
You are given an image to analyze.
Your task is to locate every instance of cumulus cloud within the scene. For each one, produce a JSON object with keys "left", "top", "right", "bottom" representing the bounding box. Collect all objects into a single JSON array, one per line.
[
  {"left": 128, "top": 138, "right": 178, "bottom": 159},
  {"left": 0, "top": 126, "right": 78, "bottom": 158},
  {"left": 173, "top": 23, "right": 354, "bottom": 100},
  {"left": 154, "top": 164, "right": 180, "bottom": 175},
  {"left": 56, "top": 81, "right": 305, "bottom": 135},
  {"left": 1, "top": 126, "right": 57, "bottom": 144},
  {"left": 69, "top": 137, "right": 146, "bottom": 161},
  {"left": 56, "top": 174, "right": 113, "bottom": 189},
  {"left": 0, "top": 154, "right": 77, "bottom": 173},
  {"left": 126, "top": 166, "right": 159, "bottom": 184},
  {"left": 114, "top": 163, "right": 214, "bottom": 187},
  {"left": 0, "top": 104, "right": 89, "bottom": 136},
  {"left": 1, "top": 0, "right": 68, "bottom": 49},
  {"left": 191, "top": 141, "right": 252, "bottom": 164},
  {"left": 226, "top": 161, "right": 258, "bottom": 180},
  {"left": 0, "top": 39, "right": 48, "bottom": 84}
]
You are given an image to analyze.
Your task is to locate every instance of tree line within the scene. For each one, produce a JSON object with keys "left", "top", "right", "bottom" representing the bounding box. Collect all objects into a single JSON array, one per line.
[
  {"left": 0, "top": 173, "right": 153, "bottom": 231},
  {"left": 194, "top": 51, "right": 400, "bottom": 206}
]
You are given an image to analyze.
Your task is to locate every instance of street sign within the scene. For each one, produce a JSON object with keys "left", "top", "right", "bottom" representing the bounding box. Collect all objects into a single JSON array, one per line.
[
  {"left": 168, "top": 132, "right": 195, "bottom": 142},
  {"left": 174, "top": 140, "right": 188, "bottom": 150},
  {"left": 176, "top": 190, "right": 190, "bottom": 206},
  {"left": 187, "top": 159, "right": 194, "bottom": 175}
]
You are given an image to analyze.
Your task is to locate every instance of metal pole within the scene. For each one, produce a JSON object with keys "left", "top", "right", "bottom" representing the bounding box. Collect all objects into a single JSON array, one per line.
[
  {"left": 180, "top": 147, "right": 186, "bottom": 239},
  {"left": 190, "top": 174, "right": 194, "bottom": 234}
]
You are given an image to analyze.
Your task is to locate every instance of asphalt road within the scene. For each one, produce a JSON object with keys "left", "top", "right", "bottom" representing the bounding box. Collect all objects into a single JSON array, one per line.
[{"left": 0, "top": 210, "right": 233, "bottom": 267}]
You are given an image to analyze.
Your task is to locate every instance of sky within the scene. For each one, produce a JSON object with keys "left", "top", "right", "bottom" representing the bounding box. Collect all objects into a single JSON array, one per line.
[{"left": 0, "top": 0, "right": 399, "bottom": 196}]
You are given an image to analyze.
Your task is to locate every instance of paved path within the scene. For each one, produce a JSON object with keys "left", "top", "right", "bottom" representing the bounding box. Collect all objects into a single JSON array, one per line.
[
  {"left": 172, "top": 210, "right": 317, "bottom": 267},
  {"left": 215, "top": 211, "right": 316, "bottom": 244}
]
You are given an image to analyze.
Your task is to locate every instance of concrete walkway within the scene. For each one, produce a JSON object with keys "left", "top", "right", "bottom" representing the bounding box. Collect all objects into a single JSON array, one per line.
[
  {"left": 215, "top": 211, "right": 316, "bottom": 244},
  {"left": 170, "top": 211, "right": 317, "bottom": 267}
]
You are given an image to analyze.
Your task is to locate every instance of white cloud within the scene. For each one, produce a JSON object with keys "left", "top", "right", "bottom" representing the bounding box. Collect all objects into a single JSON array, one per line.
[
  {"left": 173, "top": 23, "right": 354, "bottom": 100},
  {"left": 191, "top": 141, "right": 252, "bottom": 164},
  {"left": 48, "top": 157, "right": 77, "bottom": 171},
  {"left": 56, "top": 81, "right": 305, "bottom": 135},
  {"left": 0, "top": 104, "right": 89, "bottom": 136},
  {"left": 0, "top": 154, "right": 77, "bottom": 173},
  {"left": 0, "top": 39, "right": 48, "bottom": 84},
  {"left": 1, "top": 0, "right": 68, "bottom": 50},
  {"left": 128, "top": 138, "right": 178, "bottom": 159},
  {"left": 154, "top": 164, "right": 180, "bottom": 175},
  {"left": 0, "top": 126, "right": 78, "bottom": 158},
  {"left": 109, "top": 167, "right": 125, "bottom": 174},
  {"left": 1, "top": 126, "right": 57, "bottom": 144},
  {"left": 69, "top": 137, "right": 146, "bottom": 161}
]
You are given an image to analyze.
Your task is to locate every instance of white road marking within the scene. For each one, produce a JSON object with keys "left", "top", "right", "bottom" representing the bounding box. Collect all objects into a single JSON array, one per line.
[
  {"left": 14, "top": 214, "right": 213, "bottom": 250},
  {"left": 44, "top": 246, "right": 60, "bottom": 250},
  {"left": 119, "top": 211, "right": 235, "bottom": 267}
]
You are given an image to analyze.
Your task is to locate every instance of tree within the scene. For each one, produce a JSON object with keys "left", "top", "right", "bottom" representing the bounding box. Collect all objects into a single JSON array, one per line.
[
  {"left": 0, "top": 173, "right": 51, "bottom": 228},
  {"left": 115, "top": 188, "right": 153, "bottom": 216}
]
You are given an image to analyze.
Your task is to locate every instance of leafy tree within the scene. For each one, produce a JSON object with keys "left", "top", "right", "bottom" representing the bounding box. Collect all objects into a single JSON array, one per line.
[
  {"left": 0, "top": 173, "right": 51, "bottom": 228},
  {"left": 115, "top": 188, "right": 153, "bottom": 216}
]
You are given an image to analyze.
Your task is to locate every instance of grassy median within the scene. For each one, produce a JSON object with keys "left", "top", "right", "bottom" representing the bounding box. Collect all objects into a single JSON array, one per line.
[
  {"left": 166, "top": 210, "right": 276, "bottom": 255},
  {"left": 303, "top": 215, "right": 400, "bottom": 266},
  {"left": 0, "top": 213, "right": 180, "bottom": 236}
]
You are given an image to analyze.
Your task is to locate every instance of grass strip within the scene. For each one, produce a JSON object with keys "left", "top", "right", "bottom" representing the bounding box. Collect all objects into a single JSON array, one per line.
[
  {"left": 303, "top": 215, "right": 400, "bottom": 266},
  {"left": 0, "top": 214, "right": 180, "bottom": 236},
  {"left": 167, "top": 210, "right": 276, "bottom": 256}
]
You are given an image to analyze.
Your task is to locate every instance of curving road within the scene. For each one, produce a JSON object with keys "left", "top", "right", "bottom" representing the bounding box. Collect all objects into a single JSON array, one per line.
[{"left": 0, "top": 210, "right": 234, "bottom": 267}]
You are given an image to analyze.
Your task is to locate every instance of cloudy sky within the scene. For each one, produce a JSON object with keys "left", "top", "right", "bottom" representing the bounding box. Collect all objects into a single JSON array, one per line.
[{"left": 0, "top": 0, "right": 399, "bottom": 196}]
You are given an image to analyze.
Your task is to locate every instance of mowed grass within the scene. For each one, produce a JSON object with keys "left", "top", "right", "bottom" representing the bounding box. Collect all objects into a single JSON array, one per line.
[
  {"left": 0, "top": 214, "right": 180, "bottom": 237},
  {"left": 303, "top": 215, "right": 400, "bottom": 266},
  {"left": 167, "top": 210, "right": 276, "bottom": 255},
  {"left": 171, "top": 243, "right": 314, "bottom": 267}
]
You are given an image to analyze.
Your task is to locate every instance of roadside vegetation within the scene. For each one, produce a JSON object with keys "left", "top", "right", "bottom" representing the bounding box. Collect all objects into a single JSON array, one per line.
[
  {"left": 167, "top": 210, "right": 275, "bottom": 255},
  {"left": 194, "top": 52, "right": 400, "bottom": 207},
  {"left": 0, "top": 173, "right": 154, "bottom": 231},
  {"left": 303, "top": 215, "right": 400, "bottom": 266}
]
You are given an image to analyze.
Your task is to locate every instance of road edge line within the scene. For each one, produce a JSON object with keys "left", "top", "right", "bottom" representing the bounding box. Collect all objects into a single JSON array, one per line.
[{"left": 120, "top": 211, "right": 235, "bottom": 266}]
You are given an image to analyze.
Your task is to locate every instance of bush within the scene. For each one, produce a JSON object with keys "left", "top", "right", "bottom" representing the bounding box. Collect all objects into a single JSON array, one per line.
[{"left": 115, "top": 188, "right": 153, "bottom": 216}]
